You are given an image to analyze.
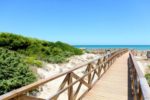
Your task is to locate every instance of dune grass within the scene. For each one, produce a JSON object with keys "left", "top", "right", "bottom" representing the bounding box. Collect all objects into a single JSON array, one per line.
[{"left": 0, "top": 32, "right": 83, "bottom": 95}]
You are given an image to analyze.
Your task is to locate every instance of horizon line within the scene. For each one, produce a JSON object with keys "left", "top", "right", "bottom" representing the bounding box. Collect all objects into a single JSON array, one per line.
[{"left": 73, "top": 44, "right": 150, "bottom": 46}]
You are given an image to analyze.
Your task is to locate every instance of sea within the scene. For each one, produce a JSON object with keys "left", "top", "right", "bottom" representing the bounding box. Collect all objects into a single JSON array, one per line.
[{"left": 74, "top": 45, "right": 150, "bottom": 50}]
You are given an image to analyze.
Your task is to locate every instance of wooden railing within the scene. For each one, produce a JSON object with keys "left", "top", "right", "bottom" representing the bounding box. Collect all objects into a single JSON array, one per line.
[
  {"left": 0, "top": 49, "right": 128, "bottom": 100},
  {"left": 128, "top": 52, "right": 150, "bottom": 100}
]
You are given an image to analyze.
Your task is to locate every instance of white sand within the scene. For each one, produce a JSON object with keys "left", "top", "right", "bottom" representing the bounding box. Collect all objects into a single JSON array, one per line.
[
  {"left": 135, "top": 56, "right": 149, "bottom": 75},
  {"left": 137, "top": 61, "right": 146, "bottom": 74},
  {"left": 35, "top": 53, "right": 100, "bottom": 99}
]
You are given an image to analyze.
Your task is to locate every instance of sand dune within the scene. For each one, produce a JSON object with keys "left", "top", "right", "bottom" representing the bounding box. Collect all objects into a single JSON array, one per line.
[{"left": 35, "top": 53, "right": 100, "bottom": 99}]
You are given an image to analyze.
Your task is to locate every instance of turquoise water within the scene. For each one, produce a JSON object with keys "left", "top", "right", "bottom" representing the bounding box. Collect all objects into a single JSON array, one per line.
[{"left": 74, "top": 45, "right": 150, "bottom": 50}]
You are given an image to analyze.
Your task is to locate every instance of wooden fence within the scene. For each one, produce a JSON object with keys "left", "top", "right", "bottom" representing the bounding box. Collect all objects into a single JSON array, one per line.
[
  {"left": 128, "top": 52, "right": 150, "bottom": 100},
  {"left": 0, "top": 49, "right": 128, "bottom": 100}
]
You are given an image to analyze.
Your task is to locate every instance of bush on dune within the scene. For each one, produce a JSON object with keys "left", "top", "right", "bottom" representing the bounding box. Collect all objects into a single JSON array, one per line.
[
  {"left": 0, "top": 48, "right": 36, "bottom": 95},
  {"left": 145, "top": 73, "right": 150, "bottom": 86},
  {"left": 0, "top": 32, "right": 83, "bottom": 95},
  {"left": 0, "top": 32, "right": 83, "bottom": 63},
  {"left": 24, "top": 57, "right": 43, "bottom": 67}
]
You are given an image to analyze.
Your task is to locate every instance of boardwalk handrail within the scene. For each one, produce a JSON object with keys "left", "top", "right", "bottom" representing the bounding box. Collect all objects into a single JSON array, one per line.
[
  {"left": 129, "top": 52, "right": 150, "bottom": 100},
  {"left": 0, "top": 49, "right": 128, "bottom": 100}
]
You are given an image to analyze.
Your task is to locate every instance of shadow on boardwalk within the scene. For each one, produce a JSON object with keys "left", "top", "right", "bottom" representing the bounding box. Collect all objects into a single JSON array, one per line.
[{"left": 128, "top": 58, "right": 133, "bottom": 100}]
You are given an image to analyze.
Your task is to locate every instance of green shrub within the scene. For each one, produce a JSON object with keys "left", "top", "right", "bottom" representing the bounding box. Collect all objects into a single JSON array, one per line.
[
  {"left": 0, "top": 48, "right": 36, "bottom": 95},
  {"left": 63, "top": 51, "right": 74, "bottom": 57},
  {"left": 51, "top": 47, "right": 63, "bottom": 55},
  {"left": 148, "top": 65, "right": 150, "bottom": 69},
  {"left": 33, "top": 60, "right": 43, "bottom": 67},
  {"left": 145, "top": 73, "right": 150, "bottom": 86},
  {"left": 24, "top": 57, "right": 43, "bottom": 67},
  {"left": 0, "top": 32, "right": 83, "bottom": 94},
  {"left": 0, "top": 32, "right": 83, "bottom": 63},
  {"left": 47, "top": 55, "right": 66, "bottom": 63}
]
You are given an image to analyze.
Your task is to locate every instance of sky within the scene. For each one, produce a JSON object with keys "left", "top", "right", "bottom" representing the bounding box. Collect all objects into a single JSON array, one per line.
[{"left": 0, "top": 0, "right": 150, "bottom": 45}]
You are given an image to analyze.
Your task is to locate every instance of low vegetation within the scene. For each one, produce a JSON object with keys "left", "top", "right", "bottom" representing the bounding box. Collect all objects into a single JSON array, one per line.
[
  {"left": 0, "top": 48, "right": 36, "bottom": 95},
  {"left": 0, "top": 32, "right": 83, "bottom": 95},
  {"left": 145, "top": 65, "right": 150, "bottom": 86},
  {"left": 145, "top": 74, "right": 150, "bottom": 86},
  {"left": 0, "top": 32, "right": 82, "bottom": 63}
]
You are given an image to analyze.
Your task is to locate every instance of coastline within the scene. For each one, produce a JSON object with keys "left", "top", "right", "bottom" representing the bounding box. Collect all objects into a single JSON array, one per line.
[{"left": 74, "top": 45, "right": 150, "bottom": 50}]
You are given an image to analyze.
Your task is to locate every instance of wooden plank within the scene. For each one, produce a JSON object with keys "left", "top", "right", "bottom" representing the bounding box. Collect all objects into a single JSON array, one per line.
[
  {"left": 72, "top": 72, "right": 90, "bottom": 88},
  {"left": 83, "top": 52, "right": 130, "bottom": 100},
  {"left": 73, "top": 82, "right": 82, "bottom": 100},
  {"left": 17, "top": 95, "right": 45, "bottom": 100}
]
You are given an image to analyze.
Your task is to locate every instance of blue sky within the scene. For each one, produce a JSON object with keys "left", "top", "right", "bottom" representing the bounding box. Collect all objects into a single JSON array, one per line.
[{"left": 0, "top": 0, "right": 150, "bottom": 45}]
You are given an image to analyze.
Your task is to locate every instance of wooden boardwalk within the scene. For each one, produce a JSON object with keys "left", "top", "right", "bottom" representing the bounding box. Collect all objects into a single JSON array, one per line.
[
  {"left": 5, "top": 49, "right": 150, "bottom": 100},
  {"left": 83, "top": 52, "right": 132, "bottom": 100}
]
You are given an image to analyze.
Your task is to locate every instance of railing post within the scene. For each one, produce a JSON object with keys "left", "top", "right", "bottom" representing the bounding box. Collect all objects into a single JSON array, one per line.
[
  {"left": 87, "top": 64, "right": 92, "bottom": 87},
  {"left": 103, "top": 57, "right": 107, "bottom": 72},
  {"left": 68, "top": 73, "right": 73, "bottom": 100},
  {"left": 97, "top": 59, "right": 102, "bottom": 79}
]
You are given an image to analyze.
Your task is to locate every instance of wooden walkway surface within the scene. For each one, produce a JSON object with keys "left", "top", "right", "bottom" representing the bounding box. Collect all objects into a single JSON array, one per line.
[{"left": 83, "top": 52, "right": 132, "bottom": 100}]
